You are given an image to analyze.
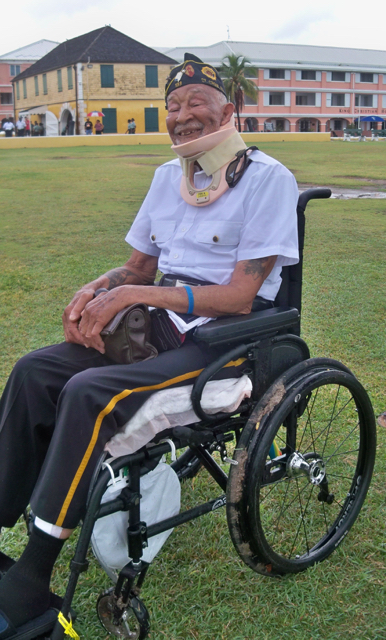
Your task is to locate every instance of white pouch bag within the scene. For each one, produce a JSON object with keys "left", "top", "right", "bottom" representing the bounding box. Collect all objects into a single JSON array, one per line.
[{"left": 91, "top": 461, "right": 181, "bottom": 583}]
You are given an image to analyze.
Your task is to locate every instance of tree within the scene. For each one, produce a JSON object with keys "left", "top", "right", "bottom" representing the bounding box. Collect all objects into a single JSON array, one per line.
[{"left": 220, "top": 54, "right": 258, "bottom": 133}]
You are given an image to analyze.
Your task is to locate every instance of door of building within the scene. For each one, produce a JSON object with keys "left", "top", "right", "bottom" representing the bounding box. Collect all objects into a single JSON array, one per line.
[
  {"left": 145, "top": 108, "right": 159, "bottom": 132},
  {"left": 103, "top": 108, "right": 117, "bottom": 134}
]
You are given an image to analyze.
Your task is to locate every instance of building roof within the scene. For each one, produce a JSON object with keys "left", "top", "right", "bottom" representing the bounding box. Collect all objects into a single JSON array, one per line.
[
  {"left": 15, "top": 26, "right": 177, "bottom": 81},
  {"left": 163, "top": 41, "right": 386, "bottom": 72},
  {"left": 0, "top": 40, "right": 59, "bottom": 62}
]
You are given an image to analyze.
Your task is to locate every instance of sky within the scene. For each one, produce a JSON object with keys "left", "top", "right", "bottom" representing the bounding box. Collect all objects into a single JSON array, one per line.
[{"left": 2, "top": 0, "right": 385, "bottom": 57}]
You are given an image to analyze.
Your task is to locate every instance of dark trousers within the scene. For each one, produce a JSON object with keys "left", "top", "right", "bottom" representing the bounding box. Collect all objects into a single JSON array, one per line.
[{"left": 0, "top": 341, "right": 243, "bottom": 529}]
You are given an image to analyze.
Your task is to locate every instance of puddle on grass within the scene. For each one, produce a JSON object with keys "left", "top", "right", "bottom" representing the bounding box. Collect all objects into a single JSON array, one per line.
[{"left": 299, "top": 184, "right": 386, "bottom": 199}]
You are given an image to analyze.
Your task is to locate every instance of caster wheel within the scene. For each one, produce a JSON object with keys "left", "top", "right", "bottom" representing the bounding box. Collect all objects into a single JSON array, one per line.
[{"left": 97, "top": 588, "right": 150, "bottom": 639}]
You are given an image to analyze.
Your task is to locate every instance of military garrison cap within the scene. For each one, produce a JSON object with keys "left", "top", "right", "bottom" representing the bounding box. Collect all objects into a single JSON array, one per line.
[{"left": 165, "top": 53, "right": 227, "bottom": 104}]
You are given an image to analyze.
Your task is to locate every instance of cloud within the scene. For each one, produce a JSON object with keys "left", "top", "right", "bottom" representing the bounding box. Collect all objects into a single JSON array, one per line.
[{"left": 271, "top": 10, "right": 332, "bottom": 41}]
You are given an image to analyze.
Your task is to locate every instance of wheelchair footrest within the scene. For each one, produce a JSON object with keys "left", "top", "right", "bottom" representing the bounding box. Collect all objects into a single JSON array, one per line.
[{"left": 0, "top": 594, "right": 76, "bottom": 640}]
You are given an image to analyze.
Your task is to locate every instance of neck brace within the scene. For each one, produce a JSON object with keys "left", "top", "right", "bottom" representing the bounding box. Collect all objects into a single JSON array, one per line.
[{"left": 172, "top": 115, "right": 247, "bottom": 206}]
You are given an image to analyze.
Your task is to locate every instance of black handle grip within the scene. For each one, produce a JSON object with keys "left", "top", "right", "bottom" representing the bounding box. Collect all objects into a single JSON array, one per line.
[{"left": 298, "top": 188, "right": 331, "bottom": 211}]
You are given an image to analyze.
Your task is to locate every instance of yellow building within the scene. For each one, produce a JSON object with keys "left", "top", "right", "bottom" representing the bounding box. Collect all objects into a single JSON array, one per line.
[{"left": 13, "top": 26, "right": 176, "bottom": 136}]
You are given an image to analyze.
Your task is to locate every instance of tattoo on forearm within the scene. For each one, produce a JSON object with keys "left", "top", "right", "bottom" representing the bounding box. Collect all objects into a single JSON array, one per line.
[
  {"left": 106, "top": 268, "right": 138, "bottom": 289},
  {"left": 243, "top": 258, "right": 270, "bottom": 280}
]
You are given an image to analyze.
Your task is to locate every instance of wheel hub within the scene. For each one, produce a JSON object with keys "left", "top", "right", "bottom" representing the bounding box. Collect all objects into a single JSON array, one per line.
[
  {"left": 287, "top": 452, "right": 326, "bottom": 485},
  {"left": 97, "top": 592, "right": 141, "bottom": 639}
]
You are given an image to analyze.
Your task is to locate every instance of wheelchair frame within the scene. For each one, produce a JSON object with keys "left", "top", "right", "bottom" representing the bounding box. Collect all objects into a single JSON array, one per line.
[{"left": 19, "top": 189, "right": 377, "bottom": 640}]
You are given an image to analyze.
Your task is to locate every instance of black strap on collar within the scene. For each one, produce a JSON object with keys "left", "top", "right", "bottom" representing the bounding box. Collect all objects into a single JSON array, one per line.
[{"left": 226, "top": 146, "right": 259, "bottom": 189}]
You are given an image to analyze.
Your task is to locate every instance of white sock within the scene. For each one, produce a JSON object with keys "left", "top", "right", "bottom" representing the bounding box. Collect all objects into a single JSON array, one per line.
[{"left": 34, "top": 516, "right": 64, "bottom": 539}]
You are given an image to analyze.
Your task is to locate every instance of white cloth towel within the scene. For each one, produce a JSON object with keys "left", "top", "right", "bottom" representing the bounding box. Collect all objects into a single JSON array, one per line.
[{"left": 105, "top": 375, "right": 252, "bottom": 457}]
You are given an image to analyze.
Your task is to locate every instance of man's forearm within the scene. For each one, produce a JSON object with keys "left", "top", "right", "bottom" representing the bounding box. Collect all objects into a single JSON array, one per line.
[
  {"left": 96, "top": 266, "right": 151, "bottom": 290},
  {"left": 108, "top": 282, "right": 254, "bottom": 318}
]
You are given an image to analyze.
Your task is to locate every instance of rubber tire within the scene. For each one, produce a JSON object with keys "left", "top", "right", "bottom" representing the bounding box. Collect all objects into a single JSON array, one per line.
[{"left": 226, "top": 358, "right": 376, "bottom": 576}]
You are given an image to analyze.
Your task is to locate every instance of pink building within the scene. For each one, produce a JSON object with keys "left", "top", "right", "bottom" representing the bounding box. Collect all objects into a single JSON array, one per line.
[
  {"left": 164, "top": 41, "right": 386, "bottom": 136},
  {"left": 0, "top": 40, "right": 58, "bottom": 125}
]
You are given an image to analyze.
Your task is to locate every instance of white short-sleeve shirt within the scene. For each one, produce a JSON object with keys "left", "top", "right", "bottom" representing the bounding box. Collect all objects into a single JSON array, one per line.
[{"left": 126, "top": 150, "right": 299, "bottom": 301}]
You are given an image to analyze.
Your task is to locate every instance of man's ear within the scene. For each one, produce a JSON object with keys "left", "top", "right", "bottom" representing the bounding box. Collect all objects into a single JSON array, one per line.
[{"left": 221, "top": 102, "right": 235, "bottom": 126}]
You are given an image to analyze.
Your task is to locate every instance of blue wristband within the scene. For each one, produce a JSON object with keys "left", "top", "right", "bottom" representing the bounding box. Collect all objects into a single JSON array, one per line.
[{"left": 183, "top": 285, "right": 194, "bottom": 314}]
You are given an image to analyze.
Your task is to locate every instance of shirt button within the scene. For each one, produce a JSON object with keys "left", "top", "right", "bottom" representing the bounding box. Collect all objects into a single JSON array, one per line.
[
  {"left": 173, "top": 254, "right": 179, "bottom": 259},
  {"left": 151, "top": 234, "right": 156, "bottom": 241},
  {"left": 181, "top": 227, "right": 186, "bottom": 232},
  {"left": 213, "top": 235, "right": 219, "bottom": 242}
]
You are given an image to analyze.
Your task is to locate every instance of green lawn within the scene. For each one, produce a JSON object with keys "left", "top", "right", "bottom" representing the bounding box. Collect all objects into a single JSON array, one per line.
[{"left": 0, "top": 143, "right": 385, "bottom": 640}]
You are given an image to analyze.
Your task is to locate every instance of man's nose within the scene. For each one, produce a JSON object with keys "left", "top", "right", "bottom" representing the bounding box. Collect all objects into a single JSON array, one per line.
[{"left": 176, "top": 104, "right": 193, "bottom": 123}]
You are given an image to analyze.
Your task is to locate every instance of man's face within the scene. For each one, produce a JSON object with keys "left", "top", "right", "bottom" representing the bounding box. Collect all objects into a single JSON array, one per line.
[{"left": 166, "top": 84, "right": 233, "bottom": 146}]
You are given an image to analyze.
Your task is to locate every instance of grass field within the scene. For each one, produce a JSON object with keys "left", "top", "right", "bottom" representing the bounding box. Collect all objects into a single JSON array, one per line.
[{"left": 0, "top": 141, "right": 385, "bottom": 640}]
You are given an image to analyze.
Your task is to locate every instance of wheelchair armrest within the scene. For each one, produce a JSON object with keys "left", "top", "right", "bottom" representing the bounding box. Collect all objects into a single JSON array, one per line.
[{"left": 192, "top": 306, "right": 299, "bottom": 347}]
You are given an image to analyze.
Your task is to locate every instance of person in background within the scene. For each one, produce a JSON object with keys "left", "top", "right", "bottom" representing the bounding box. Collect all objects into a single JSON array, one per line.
[
  {"left": 94, "top": 119, "right": 104, "bottom": 135},
  {"left": 38, "top": 122, "right": 44, "bottom": 136},
  {"left": 25, "top": 118, "right": 31, "bottom": 136},
  {"left": 32, "top": 121, "right": 40, "bottom": 136},
  {"left": 15, "top": 117, "right": 25, "bottom": 137},
  {"left": 131, "top": 118, "right": 136, "bottom": 134},
  {"left": 85, "top": 119, "right": 93, "bottom": 135},
  {"left": 125, "top": 118, "right": 131, "bottom": 134},
  {"left": 3, "top": 119, "right": 15, "bottom": 138}
]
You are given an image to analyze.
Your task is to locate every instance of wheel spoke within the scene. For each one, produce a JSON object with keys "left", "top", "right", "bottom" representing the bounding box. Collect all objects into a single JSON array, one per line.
[{"left": 302, "top": 395, "right": 354, "bottom": 454}]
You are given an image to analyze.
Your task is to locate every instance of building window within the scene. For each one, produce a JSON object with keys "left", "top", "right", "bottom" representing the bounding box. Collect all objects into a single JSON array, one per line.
[
  {"left": 100, "top": 65, "right": 114, "bottom": 88},
  {"left": 244, "top": 94, "right": 257, "bottom": 106},
  {"left": 43, "top": 74, "right": 47, "bottom": 95},
  {"left": 67, "top": 67, "right": 73, "bottom": 90},
  {"left": 1, "top": 93, "right": 13, "bottom": 104},
  {"left": 296, "top": 93, "right": 316, "bottom": 106},
  {"left": 301, "top": 70, "right": 316, "bottom": 80},
  {"left": 10, "top": 64, "right": 21, "bottom": 77},
  {"left": 34, "top": 76, "right": 39, "bottom": 96},
  {"left": 331, "top": 93, "right": 345, "bottom": 106},
  {"left": 360, "top": 73, "right": 373, "bottom": 83},
  {"left": 145, "top": 66, "right": 158, "bottom": 88},
  {"left": 331, "top": 71, "right": 346, "bottom": 82},
  {"left": 23, "top": 79, "right": 27, "bottom": 99},
  {"left": 355, "top": 94, "right": 373, "bottom": 107},
  {"left": 57, "top": 69, "right": 63, "bottom": 92},
  {"left": 269, "top": 92, "right": 285, "bottom": 105},
  {"left": 333, "top": 120, "right": 343, "bottom": 130},
  {"left": 16, "top": 81, "right": 20, "bottom": 100},
  {"left": 269, "top": 69, "right": 285, "bottom": 79}
]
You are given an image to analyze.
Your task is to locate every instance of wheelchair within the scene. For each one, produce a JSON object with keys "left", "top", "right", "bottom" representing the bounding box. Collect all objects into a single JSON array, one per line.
[{"left": 11, "top": 189, "right": 377, "bottom": 640}]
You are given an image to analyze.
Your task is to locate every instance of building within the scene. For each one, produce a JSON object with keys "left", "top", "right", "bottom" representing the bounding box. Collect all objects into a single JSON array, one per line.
[
  {"left": 164, "top": 42, "right": 386, "bottom": 135},
  {"left": 13, "top": 27, "right": 176, "bottom": 136},
  {"left": 0, "top": 40, "right": 58, "bottom": 125}
]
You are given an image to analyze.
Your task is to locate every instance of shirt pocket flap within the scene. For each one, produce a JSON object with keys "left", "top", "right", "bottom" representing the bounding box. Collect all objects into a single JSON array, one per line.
[
  {"left": 195, "top": 221, "right": 242, "bottom": 245},
  {"left": 150, "top": 221, "right": 176, "bottom": 244}
]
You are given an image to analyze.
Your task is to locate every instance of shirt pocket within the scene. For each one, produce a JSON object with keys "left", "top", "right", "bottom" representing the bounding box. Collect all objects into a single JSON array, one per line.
[
  {"left": 150, "top": 221, "right": 176, "bottom": 246},
  {"left": 195, "top": 221, "right": 242, "bottom": 246}
]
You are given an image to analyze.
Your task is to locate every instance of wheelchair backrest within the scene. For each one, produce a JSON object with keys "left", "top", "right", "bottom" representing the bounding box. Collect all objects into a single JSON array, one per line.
[{"left": 274, "top": 189, "right": 331, "bottom": 336}]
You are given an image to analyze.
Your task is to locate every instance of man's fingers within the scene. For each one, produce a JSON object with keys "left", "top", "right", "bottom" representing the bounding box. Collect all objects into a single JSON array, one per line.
[{"left": 68, "top": 290, "right": 96, "bottom": 321}]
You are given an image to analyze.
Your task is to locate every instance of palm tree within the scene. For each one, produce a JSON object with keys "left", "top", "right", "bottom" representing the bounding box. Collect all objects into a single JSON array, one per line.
[{"left": 220, "top": 54, "right": 258, "bottom": 132}]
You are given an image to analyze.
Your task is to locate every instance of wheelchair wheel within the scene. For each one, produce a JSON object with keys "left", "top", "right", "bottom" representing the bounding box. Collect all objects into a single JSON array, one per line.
[
  {"left": 97, "top": 588, "right": 150, "bottom": 639},
  {"left": 227, "top": 358, "right": 376, "bottom": 576}
]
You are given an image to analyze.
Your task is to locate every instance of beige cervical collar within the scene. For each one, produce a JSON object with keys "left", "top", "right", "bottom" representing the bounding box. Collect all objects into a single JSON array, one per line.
[{"left": 172, "top": 116, "right": 247, "bottom": 206}]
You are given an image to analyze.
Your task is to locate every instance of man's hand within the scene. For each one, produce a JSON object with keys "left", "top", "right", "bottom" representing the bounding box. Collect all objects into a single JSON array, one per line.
[
  {"left": 77, "top": 287, "right": 137, "bottom": 351},
  {"left": 62, "top": 286, "right": 100, "bottom": 349}
]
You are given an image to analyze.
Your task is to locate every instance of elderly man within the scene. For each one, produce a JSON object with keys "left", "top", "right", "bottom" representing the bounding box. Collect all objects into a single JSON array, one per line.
[{"left": 0, "top": 54, "right": 298, "bottom": 634}]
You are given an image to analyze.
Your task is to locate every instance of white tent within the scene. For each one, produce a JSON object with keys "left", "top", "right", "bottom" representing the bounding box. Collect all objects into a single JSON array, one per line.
[{"left": 19, "top": 105, "right": 58, "bottom": 137}]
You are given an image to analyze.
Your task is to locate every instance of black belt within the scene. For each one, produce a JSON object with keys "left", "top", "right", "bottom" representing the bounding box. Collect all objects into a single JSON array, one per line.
[{"left": 158, "top": 273, "right": 214, "bottom": 288}]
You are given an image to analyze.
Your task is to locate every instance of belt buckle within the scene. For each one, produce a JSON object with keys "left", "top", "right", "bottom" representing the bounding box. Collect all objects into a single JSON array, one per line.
[{"left": 175, "top": 279, "right": 199, "bottom": 288}]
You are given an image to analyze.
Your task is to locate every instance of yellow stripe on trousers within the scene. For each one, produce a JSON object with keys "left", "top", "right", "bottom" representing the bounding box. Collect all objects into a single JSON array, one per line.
[{"left": 56, "top": 357, "right": 246, "bottom": 527}]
